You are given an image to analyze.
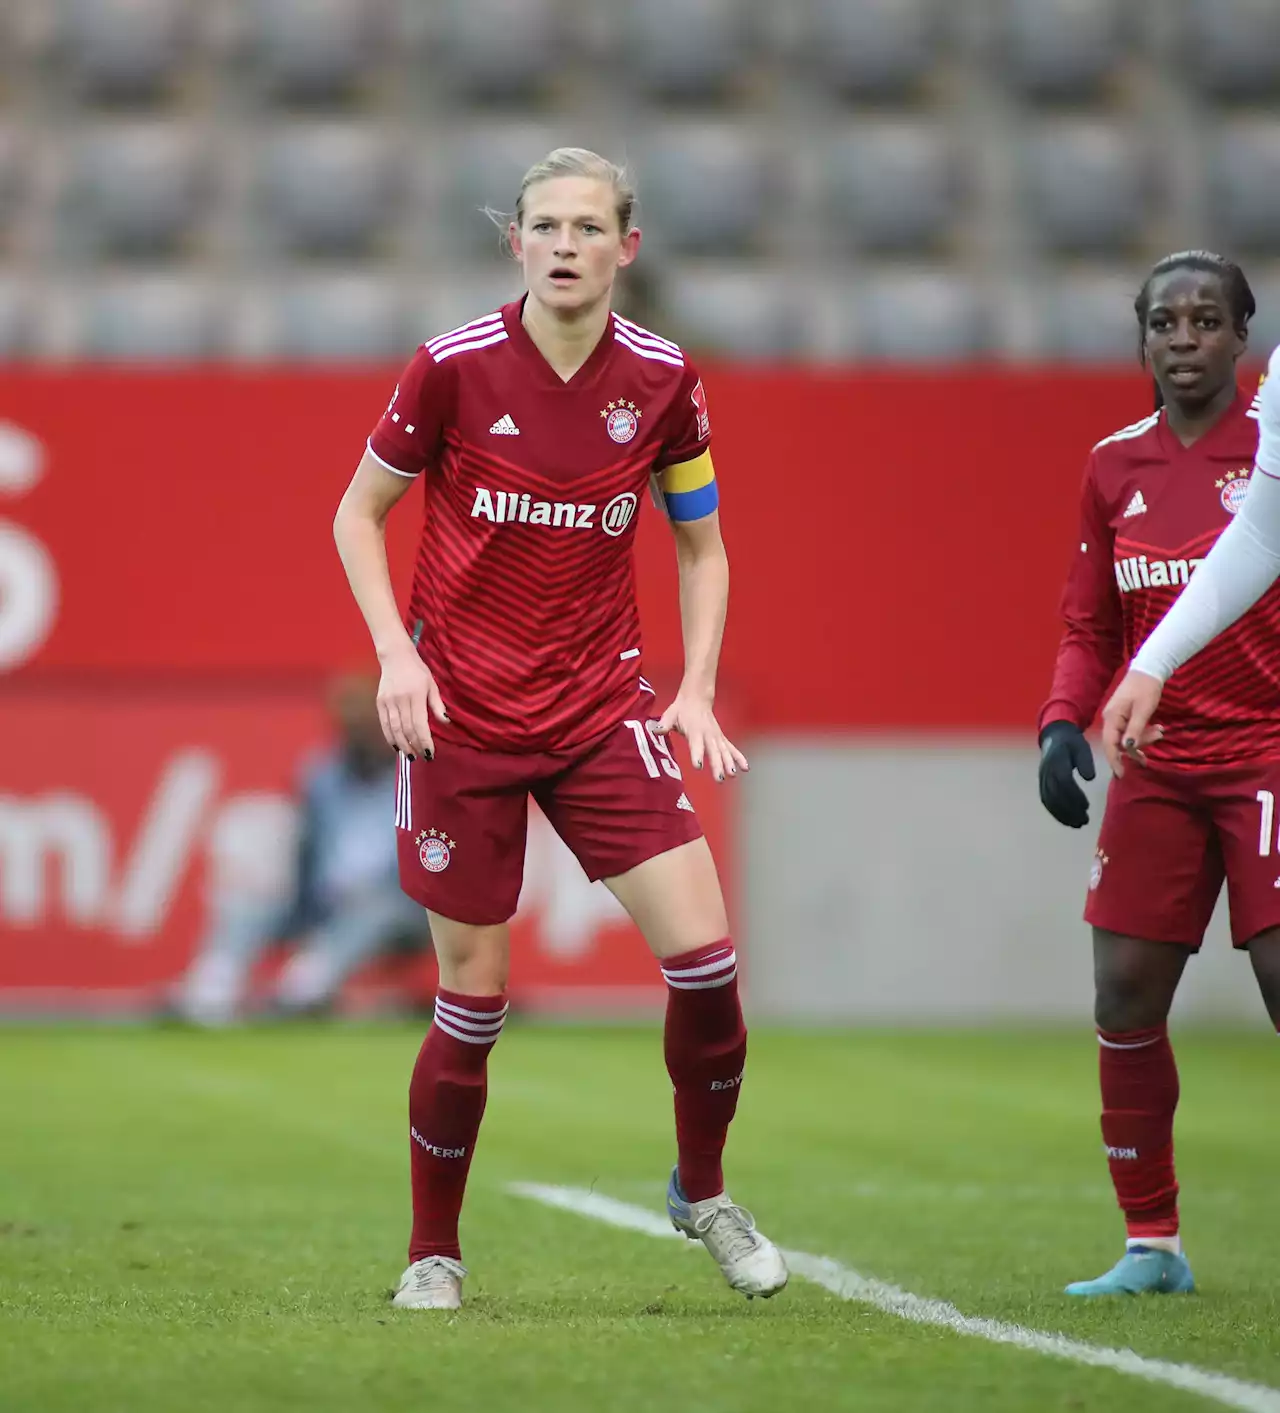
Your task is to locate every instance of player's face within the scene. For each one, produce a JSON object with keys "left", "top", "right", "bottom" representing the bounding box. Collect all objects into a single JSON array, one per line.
[
  {"left": 1143, "top": 270, "right": 1245, "bottom": 408},
  {"left": 511, "top": 176, "right": 641, "bottom": 315}
]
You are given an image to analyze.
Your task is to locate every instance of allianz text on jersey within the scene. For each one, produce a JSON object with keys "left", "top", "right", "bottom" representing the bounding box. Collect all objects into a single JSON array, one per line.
[
  {"left": 1114, "top": 556, "right": 1205, "bottom": 593},
  {"left": 470, "top": 487, "right": 638, "bottom": 537}
]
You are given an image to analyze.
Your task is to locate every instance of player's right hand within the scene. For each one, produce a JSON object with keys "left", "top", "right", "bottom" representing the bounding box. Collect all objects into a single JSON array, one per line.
[
  {"left": 1038, "top": 720, "right": 1096, "bottom": 829},
  {"left": 377, "top": 639, "right": 448, "bottom": 760},
  {"left": 1100, "top": 668, "right": 1164, "bottom": 778}
]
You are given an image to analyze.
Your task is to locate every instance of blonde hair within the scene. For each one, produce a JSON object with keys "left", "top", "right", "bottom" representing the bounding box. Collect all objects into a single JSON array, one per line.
[{"left": 514, "top": 147, "right": 636, "bottom": 234}]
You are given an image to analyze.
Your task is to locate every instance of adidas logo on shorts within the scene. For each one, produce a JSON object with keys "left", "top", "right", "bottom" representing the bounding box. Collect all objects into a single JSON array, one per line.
[{"left": 676, "top": 792, "right": 694, "bottom": 813}]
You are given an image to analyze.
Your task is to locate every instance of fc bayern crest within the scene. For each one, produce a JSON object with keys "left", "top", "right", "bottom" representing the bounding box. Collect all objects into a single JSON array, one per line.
[
  {"left": 601, "top": 399, "right": 641, "bottom": 444},
  {"left": 417, "top": 828, "right": 455, "bottom": 873},
  {"left": 1219, "top": 469, "right": 1251, "bottom": 515}
]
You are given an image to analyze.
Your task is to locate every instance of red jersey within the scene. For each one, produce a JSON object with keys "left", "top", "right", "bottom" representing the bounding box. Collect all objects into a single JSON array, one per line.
[
  {"left": 1041, "top": 386, "right": 1280, "bottom": 767},
  {"left": 367, "top": 299, "right": 711, "bottom": 753}
]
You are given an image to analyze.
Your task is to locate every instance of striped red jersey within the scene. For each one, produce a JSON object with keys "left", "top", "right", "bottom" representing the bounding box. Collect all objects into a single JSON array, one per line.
[
  {"left": 367, "top": 299, "right": 711, "bottom": 753},
  {"left": 1041, "top": 384, "right": 1280, "bottom": 766}
]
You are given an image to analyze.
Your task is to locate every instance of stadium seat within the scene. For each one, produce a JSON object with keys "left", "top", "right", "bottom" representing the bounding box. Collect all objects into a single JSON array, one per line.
[
  {"left": 0, "top": 279, "right": 32, "bottom": 357},
  {"left": 1035, "top": 268, "right": 1146, "bottom": 362},
  {"left": 0, "top": 127, "right": 26, "bottom": 236},
  {"left": 427, "top": 122, "right": 600, "bottom": 258},
  {"left": 244, "top": 0, "right": 389, "bottom": 103},
  {"left": 79, "top": 276, "right": 226, "bottom": 359},
  {"left": 804, "top": 0, "right": 940, "bottom": 99},
  {"left": 1240, "top": 272, "right": 1280, "bottom": 359},
  {"left": 631, "top": 126, "right": 769, "bottom": 256},
  {"left": 823, "top": 122, "right": 958, "bottom": 253},
  {"left": 245, "top": 275, "right": 408, "bottom": 361},
  {"left": 59, "top": 123, "right": 208, "bottom": 258},
  {"left": 1208, "top": 122, "right": 1280, "bottom": 254},
  {"left": 658, "top": 263, "right": 798, "bottom": 359},
  {"left": 611, "top": 0, "right": 750, "bottom": 101},
  {"left": 411, "top": 270, "right": 527, "bottom": 345},
  {"left": 423, "top": 0, "right": 561, "bottom": 103},
  {"left": 52, "top": 0, "right": 194, "bottom": 103},
  {"left": 255, "top": 124, "right": 396, "bottom": 256},
  {"left": 856, "top": 268, "right": 989, "bottom": 361},
  {"left": 1021, "top": 120, "right": 1149, "bottom": 253},
  {"left": 1186, "top": 0, "right": 1280, "bottom": 99},
  {"left": 997, "top": 0, "right": 1124, "bottom": 98}
]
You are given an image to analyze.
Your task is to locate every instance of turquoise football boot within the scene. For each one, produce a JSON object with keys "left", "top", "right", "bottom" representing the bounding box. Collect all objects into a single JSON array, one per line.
[{"left": 1065, "top": 1246, "right": 1195, "bottom": 1297}]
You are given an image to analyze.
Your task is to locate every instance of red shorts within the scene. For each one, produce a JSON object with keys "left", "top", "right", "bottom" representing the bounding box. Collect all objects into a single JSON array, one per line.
[
  {"left": 393, "top": 713, "right": 704, "bottom": 926},
  {"left": 1085, "top": 759, "right": 1280, "bottom": 948}
]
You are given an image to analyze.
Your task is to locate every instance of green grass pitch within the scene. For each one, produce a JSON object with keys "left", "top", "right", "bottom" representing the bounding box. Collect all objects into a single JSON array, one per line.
[{"left": 1, "top": 1024, "right": 1277, "bottom": 1412}]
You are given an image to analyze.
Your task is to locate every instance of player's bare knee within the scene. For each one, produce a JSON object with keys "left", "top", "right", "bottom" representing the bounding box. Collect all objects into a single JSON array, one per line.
[
  {"left": 428, "top": 913, "right": 510, "bottom": 996},
  {"left": 1092, "top": 929, "right": 1184, "bottom": 1032},
  {"left": 605, "top": 839, "right": 729, "bottom": 959}
]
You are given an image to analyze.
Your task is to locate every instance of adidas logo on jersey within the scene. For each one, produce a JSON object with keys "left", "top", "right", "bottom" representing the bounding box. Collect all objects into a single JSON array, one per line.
[
  {"left": 489, "top": 414, "right": 520, "bottom": 436},
  {"left": 1123, "top": 490, "right": 1147, "bottom": 518},
  {"left": 1114, "top": 554, "right": 1205, "bottom": 594},
  {"left": 676, "top": 792, "right": 694, "bottom": 813}
]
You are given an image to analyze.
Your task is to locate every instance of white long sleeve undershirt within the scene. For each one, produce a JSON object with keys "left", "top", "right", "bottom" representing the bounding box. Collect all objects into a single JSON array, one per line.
[{"left": 1131, "top": 346, "right": 1280, "bottom": 684}]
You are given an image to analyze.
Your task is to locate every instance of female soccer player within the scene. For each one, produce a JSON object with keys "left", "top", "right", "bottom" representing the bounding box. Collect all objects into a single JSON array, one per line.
[
  {"left": 1104, "top": 344, "right": 1280, "bottom": 763},
  {"left": 1038, "top": 251, "right": 1280, "bottom": 1296},
  {"left": 332, "top": 148, "right": 787, "bottom": 1310}
]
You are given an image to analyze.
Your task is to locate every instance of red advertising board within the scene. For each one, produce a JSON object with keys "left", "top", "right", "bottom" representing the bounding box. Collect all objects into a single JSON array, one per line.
[
  {"left": 0, "top": 683, "right": 732, "bottom": 1012},
  {"left": 0, "top": 365, "right": 1178, "bottom": 724}
]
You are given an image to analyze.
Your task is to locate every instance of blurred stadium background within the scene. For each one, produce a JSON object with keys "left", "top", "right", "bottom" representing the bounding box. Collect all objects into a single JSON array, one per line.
[{"left": 3, "top": 0, "right": 1279, "bottom": 1024}]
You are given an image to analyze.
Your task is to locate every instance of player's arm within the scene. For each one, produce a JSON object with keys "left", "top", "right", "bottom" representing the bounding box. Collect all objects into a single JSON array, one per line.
[
  {"left": 334, "top": 353, "right": 451, "bottom": 759},
  {"left": 1038, "top": 458, "right": 1124, "bottom": 827},
  {"left": 1104, "top": 348, "right": 1280, "bottom": 773},
  {"left": 652, "top": 452, "right": 745, "bottom": 782},
  {"left": 334, "top": 451, "right": 419, "bottom": 662}
]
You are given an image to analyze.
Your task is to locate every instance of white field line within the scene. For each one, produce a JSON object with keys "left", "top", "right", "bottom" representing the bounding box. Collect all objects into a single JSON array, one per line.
[{"left": 508, "top": 1183, "right": 1280, "bottom": 1413}]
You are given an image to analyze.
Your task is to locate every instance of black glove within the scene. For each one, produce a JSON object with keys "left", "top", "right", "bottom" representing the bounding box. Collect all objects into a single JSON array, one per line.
[{"left": 1038, "top": 720, "right": 1096, "bottom": 829}]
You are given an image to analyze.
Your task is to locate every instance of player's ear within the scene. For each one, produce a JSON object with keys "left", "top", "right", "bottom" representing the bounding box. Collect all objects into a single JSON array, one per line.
[
  {"left": 508, "top": 220, "right": 523, "bottom": 260},
  {"left": 617, "top": 227, "right": 641, "bottom": 269}
]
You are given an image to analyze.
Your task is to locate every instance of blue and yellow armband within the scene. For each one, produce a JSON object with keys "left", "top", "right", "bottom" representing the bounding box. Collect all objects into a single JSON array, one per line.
[{"left": 656, "top": 451, "right": 718, "bottom": 523}]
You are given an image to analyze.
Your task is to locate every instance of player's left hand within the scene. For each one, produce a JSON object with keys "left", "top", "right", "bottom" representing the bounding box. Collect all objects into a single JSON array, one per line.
[
  {"left": 1101, "top": 669, "right": 1165, "bottom": 777},
  {"left": 653, "top": 692, "right": 748, "bottom": 783}
]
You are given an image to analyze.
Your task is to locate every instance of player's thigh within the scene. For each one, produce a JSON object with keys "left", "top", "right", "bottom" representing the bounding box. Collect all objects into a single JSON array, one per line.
[
  {"left": 605, "top": 837, "right": 730, "bottom": 960},
  {"left": 1085, "top": 766, "right": 1222, "bottom": 947},
  {"left": 1206, "top": 763, "right": 1280, "bottom": 949},
  {"left": 394, "top": 743, "right": 530, "bottom": 928},
  {"left": 534, "top": 719, "right": 719, "bottom": 958}
]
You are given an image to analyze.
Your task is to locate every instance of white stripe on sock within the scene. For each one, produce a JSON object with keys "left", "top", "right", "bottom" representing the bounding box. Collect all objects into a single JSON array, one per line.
[
  {"left": 1098, "top": 1033, "right": 1162, "bottom": 1050},
  {"left": 433, "top": 1015, "right": 501, "bottom": 1044},
  {"left": 435, "top": 997, "right": 509, "bottom": 1024},
  {"left": 663, "top": 968, "right": 738, "bottom": 991},
  {"left": 661, "top": 952, "right": 736, "bottom": 983}
]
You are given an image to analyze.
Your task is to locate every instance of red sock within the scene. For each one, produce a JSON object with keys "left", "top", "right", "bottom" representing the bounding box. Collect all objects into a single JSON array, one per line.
[
  {"left": 1098, "top": 1025, "right": 1180, "bottom": 1241},
  {"left": 661, "top": 939, "right": 747, "bottom": 1202},
  {"left": 407, "top": 989, "right": 507, "bottom": 1263}
]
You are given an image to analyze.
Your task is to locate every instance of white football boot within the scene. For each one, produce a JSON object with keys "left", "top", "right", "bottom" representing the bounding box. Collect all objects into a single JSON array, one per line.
[
  {"left": 392, "top": 1256, "right": 467, "bottom": 1310},
  {"left": 666, "top": 1167, "right": 788, "bottom": 1299}
]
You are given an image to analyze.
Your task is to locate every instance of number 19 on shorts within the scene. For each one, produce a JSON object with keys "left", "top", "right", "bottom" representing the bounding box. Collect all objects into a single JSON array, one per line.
[
  {"left": 625, "top": 719, "right": 683, "bottom": 780},
  {"left": 1258, "top": 791, "right": 1280, "bottom": 855}
]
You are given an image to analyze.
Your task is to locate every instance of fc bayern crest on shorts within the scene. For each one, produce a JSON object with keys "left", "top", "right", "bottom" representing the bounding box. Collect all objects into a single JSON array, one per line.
[
  {"left": 601, "top": 399, "right": 641, "bottom": 444},
  {"left": 1218, "top": 469, "right": 1251, "bottom": 515},
  {"left": 416, "top": 827, "right": 455, "bottom": 873}
]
